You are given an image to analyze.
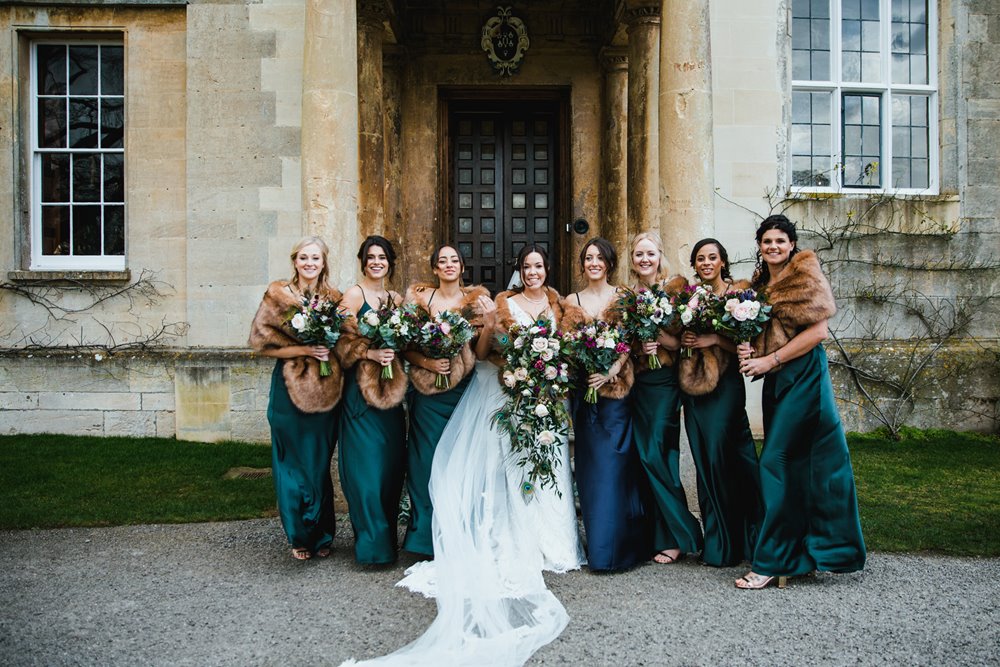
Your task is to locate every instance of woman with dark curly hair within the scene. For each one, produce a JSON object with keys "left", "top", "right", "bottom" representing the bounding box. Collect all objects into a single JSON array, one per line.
[{"left": 736, "top": 215, "right": 866, "bottom": 589}]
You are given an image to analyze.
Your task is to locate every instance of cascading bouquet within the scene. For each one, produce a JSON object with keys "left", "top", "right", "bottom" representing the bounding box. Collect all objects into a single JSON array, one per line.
[
  {"left": 615, "top": 285, "right": 677, "bottom": 369},
  {"left": 357, "top": 301, "right": 421, "bottom": 380},
  {"left": 675, "top": 284, "right": 722, "bottom": 358},
  {"left": 715, "top": 288, "right": 772, "bottom": 344},
  {"left": 412, "top": 308, "right": 476, "bottom": 389},
  {"left": 565, "top": 320, "right": 631, "bottom": 403},
  {"left": 284, "top": 293, "right": 347, "bottom": 377},
  {"left": 491, "top": 319, "right": 573, "bottom": 499}
]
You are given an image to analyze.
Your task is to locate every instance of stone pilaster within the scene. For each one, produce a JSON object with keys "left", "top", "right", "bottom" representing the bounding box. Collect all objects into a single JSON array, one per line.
[
  {"left": 600, "top": 47, "right": 629, "bottom": 284},
  {"left": 357, "top": 0, "right": 388, "bottom": 240},
  {"left": 383, "top": 46, "right": 404, "bottom": 267},
  {"left": 659, "top": 0, "right": 716, "bottom": 272},
  {"left": 301, "top": 0, "right": 360, "bottom": 286},
  {"left": 625, "top": 3, "right": 661, "bottom": 239}
]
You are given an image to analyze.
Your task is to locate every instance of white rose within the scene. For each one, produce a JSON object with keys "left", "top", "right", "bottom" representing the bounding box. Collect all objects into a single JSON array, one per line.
[
  {"left": 659, "top": 298, "right": 673, "bottom": 313},
  {"left": 529, "top": 326, "right": 540, "bottom": 335},
  {"left": 536, "top": 430, "right": 556, "bottom": 446},
  {"left": 548, "top": 338, "right": 560, "bottom": 351},
  {"left": 544, "top": 365, "right": 558, "bottom": 380},
  {"left": 725, "top": 298, "right": 740, "bottom": 314},
  {"left": 534, "top": 403, "right": 549, "bottom": 418},
  {"left": 290, "top": 313, "right": 307, "bottom": 331},
  {"left": 399, "top": 324, "right": 410, "bottom": 336},
  {"left": 747, "top": 301, "right": 761, "bottom": 319},
  {"left": 540, "top": 348, "right": 554, "bottom": 361},
  {"left": 503, "top": 371, "right": 516, "bottom": 388},
  {"left": 603, "top": 338, "right": 617, "bottom": 349},
  {"left": 732, "top": 302, "right": 753, "bottom": 322},
  {"left": 389, "top": 313, "right": 401, "bottom": 326},
  {"left": 514, "top": 367, "right": 529, "bottom": 381},
  {"left": 585, "top": 326, "right": 597, "bottom": 337},
  {"left": 680, "top": 309, "right": 694, "bottom": 325},
  {"left": 531, "top": 337, "right": 549, "bottom": 353},
  {"left": 363, "top": 311, "right": 380, "bottom": 326}
]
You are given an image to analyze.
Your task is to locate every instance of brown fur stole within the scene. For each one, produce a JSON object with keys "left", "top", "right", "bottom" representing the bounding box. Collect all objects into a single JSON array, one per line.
[
  {"left": 560, "top": 291, "right": 634, "bottom": 399},
  {"left": 334, "top": 313, "right": 408, "bottom": 409},
  {"left": 676, "top": 279, "right": 750, "bottom": 396},
  {"left": 248, "top": 281, "right": 344, "bottom": 413},
  {"left": 633, "top": 274, "right": 688, "bottom": 372},
  {"left": 751, "top": 250, "right": 837, "bottom": 360},
  {"left": 406, "top": 283, "right": 491, "bottom": 396}
]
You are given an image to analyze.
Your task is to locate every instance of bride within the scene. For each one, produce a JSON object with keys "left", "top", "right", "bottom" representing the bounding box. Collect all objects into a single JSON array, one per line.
[{"left": 343, "top": 244, "right": 584, "bottom": 666}]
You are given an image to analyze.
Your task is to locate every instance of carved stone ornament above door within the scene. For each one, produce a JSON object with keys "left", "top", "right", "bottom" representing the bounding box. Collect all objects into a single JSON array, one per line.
[{"left": 480, "top": 6, "right": 530, "bottom": 77}]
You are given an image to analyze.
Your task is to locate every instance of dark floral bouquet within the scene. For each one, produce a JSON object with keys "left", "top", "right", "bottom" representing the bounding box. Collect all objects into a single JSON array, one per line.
[
  {"left": 357, "top": 301, "right": 421, "bottom": 380},
  {"left": 564, "top": 320, "right": 631, "bottom": 403},
  {"left": 413, "top": 308, "right": 476, "bottom": 389},
  {"left": 491, "top": 319, "right": 573, "bottom": 499},
  {"left": 615, "top": 284, "right": 677, "bottom": 369},
  {"left": 675, "top": 284, "right": 722, "bottom": 358},
  {"left": 284, "top": 294, "right": 347, "bottom": 377},
  {"left": 715, "top": 288, "right": 772, "bottom": 344}
]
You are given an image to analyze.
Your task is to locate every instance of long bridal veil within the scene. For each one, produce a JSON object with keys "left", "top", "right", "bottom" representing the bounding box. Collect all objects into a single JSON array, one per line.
[{"left": 341, "top": 362, "right": 569, "bottom": 666}]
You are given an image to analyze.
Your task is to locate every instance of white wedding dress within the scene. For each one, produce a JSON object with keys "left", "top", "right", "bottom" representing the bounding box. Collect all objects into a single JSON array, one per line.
[{"left": 341, "top": 301, "right": 583, "bottom": 666}]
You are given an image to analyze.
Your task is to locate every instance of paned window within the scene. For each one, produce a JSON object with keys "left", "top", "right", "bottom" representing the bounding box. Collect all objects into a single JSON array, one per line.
[
  {"left": 31, "top": 40, "right": 125, "bottom": 270},
  {"left": 791, "top": 0, "right": 936, "bottom": 192}
]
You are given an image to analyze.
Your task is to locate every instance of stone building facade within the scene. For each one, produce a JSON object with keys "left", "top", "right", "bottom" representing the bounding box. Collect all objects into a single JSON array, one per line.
[{"left": 0, "top": 0, "right": 997, "bottom": 439}]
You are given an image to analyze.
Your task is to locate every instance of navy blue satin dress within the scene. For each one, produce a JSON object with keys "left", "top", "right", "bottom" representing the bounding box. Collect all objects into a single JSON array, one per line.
[{"left": 572, "top": 391, "right": 651, "bottom": 571}]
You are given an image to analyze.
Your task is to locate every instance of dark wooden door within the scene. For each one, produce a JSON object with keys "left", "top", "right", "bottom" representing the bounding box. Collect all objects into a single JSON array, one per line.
[{"left": 449, "top": 103, "right": 559, "bottom": 294}]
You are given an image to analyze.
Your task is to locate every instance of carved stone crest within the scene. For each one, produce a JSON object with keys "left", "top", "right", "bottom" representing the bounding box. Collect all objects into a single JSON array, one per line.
[{"left": 481, "top": 6, "right": 529, "bottom": 77}]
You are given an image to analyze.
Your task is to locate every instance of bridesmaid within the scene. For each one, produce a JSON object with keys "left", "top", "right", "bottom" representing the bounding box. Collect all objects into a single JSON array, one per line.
[
  {"left": 678, "top": 238, "right": 761, "bottom": 567},
  {"left": 402, "top": 245, "right": 489, "bottom": 557},
  {"left": 627, "top": 231, "right": 703, "bottom": 564},
  {"left": 249, "top": 236, "right": 343, "bottom": 561},
  {"left": 335, "top": 235, "right": 407, "bottom": 565},
  {"left": 561, "top": 237, "right": 650, "bottom": 571},
  {"left": 736, "top": 215, "right": 866, "bottom": 588}
]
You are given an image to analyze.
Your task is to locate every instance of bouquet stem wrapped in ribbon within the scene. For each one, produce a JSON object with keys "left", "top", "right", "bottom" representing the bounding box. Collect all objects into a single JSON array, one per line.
[
  {"left": 285, "top": 294, "right": 347, "bottom": 377},
  {"left": 357, "top": 301, "right": 421, "bottom": 380}
]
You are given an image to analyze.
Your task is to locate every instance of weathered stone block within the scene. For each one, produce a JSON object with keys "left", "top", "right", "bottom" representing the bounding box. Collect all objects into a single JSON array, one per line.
[
  {"left": 230, "top": 411, "right": 269, "bottom": 444},
  {"left": 104, "top": 411, "right": 157, "bottom": 438},
  {"left": 38, "top": 392, "right": 141, "bottom": 411},
  {"left": 0, "top": 410, "right": 104, "bottom": 436},
  {"left": 175, "top": 366, "right": 231, "bottom": 443},
  {"left": 155, "top": 411, "right": 176, "bottom": 439},
  {"left": 141, "top": 393, "right": 175, "bottom": 411},
  {"left": 0, "top": 392, "right": 38, "bottom": 409}
]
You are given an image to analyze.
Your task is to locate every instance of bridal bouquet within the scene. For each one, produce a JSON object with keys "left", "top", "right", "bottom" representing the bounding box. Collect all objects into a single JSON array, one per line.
[
  {"left": 675, "top": 284, "right": 722, "bottom": 358},
  {"left": 357, "top": 301, "right": 421, "bottom": 380},
  {"left": 615, "top": 285, "right": 677, "bottom": 369},
  {"left": 715, "top": 288, "right": 772, "bottom": 344},
  {"left": 412, "top": 308, "right": 476, "bottom": 389},
  {"left": 565, "top": 320, "right": 631, "bottom": 403},
  {"left": 285, "top": 294, "right": 347, "bottom": 377},
  {"left": 491, "top": 319, "right": 573, "bottom": 497}
]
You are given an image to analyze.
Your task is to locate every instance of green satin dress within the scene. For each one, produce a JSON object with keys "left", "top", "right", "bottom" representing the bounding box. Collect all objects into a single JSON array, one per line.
[
  {"left": 754, "top": 345, "right": 866, "bottom": 577},
  {"left": 631, "top": 364, "right": 704, "bottom": 555},
  {"left": 338, "top": 301, "right": 407, "bottom": 565},
  {"left": 403, "top": 371, "right": 473, "bottom": 556},
  {"left": 682, "top": 358, "right": 761, "bottom": 566},
  {"left": 267, "top": 361, "right": 338, "bottom": 552}
]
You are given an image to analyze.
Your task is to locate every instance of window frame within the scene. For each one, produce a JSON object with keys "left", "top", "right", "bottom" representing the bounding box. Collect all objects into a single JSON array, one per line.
[
  {"left": 28, "top": 36, "right": 127, "bottom": 272},
  {"left": 790, "top": 0, "right": 939, "bottom": 195}
]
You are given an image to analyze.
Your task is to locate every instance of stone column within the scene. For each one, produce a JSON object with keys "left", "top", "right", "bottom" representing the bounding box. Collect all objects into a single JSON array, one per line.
[
  {"left": 357, "top": 1, "right": 387, "bottom": 240},
  {"left": 625, "top": 3, "right": 661, "bottom": 237},
  {"left": 301, "top": 0, "right": 360, "bottom": 286},
  {"left": 599, "top": 47, "right": 630, "bottom": 284},
  {"left": 659, "top": 0, "right": 716, "bottom": 272},
  {"left": 383, "top": 46, "right": 404, "bottom": 270}
]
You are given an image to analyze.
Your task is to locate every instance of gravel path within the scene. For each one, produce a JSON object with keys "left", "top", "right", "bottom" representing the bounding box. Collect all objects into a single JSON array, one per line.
[{"left": 1, "top": 518, "right": 998, "bottom": 666}]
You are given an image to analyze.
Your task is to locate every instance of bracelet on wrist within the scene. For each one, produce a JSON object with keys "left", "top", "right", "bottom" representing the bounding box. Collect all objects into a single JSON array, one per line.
[{"left": 773, "top": 351, "right": 781, "bottom": 367}]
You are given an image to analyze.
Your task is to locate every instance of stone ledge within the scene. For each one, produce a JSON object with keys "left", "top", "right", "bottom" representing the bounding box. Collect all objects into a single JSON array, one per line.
[
  {"left": 2, "top": 0, "right": 186, "bottom": 5},
  {"left": 7, "top": 269, "right": 132, "bottom": 285},
  {"left": 0, "top": 347, "right": 266, "bottom": 362}
]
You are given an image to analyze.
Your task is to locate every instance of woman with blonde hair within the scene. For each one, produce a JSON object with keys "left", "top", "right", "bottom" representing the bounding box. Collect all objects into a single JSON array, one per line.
[
  {"left": 627, "top": 231, "right": 703, "bottom": 565},
  {"left": 248, "top": 236, "right": 343, "bottom": 561}
]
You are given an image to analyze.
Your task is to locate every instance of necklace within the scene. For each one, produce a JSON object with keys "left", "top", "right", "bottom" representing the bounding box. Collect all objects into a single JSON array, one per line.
[{"left": 520, "top": 291, "right": 547, "bottom": 304}]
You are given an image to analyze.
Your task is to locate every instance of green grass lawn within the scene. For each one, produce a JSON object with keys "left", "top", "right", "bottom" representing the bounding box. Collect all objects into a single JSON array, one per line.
[
  {"left": 849, "top": 428, "right": 1000, "bottom": 557},
  {"left": 0, "top": 434, "right": 276, "bottom": 529},
  {"left": 1, "top": 429, "right": 998, "bottom": 557}
]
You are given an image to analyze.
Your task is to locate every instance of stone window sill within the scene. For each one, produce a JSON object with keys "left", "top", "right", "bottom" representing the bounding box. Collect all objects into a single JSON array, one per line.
[{"left": 7, "top": 269, "right": 132, "bottom": 285}]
